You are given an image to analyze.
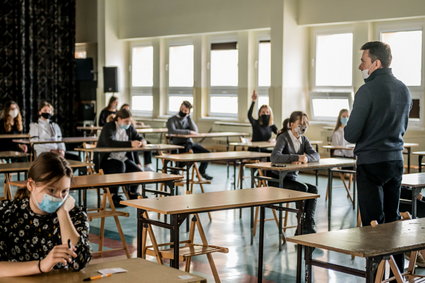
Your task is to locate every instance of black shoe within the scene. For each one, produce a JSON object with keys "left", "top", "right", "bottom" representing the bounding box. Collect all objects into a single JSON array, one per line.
[
  {"left": 128, "top": 192, "right": 142, "bottom": 200},
  {"left": 112, "top": 195, "right": 126, "bottom": 208},
  {"left": 201, "top": 173, "right": 213, "bottom": 180},
  {"left": 302, "top": 219, "right": 317, "bottom": 235}
]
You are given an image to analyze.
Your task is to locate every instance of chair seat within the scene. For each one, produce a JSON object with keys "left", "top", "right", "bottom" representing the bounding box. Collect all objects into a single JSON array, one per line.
[
  {"left": 146, "top": 243, "right": 228, "bottom": 261},
  {"left": 88, "top": 210, "right": 129, "bottom": 220}
]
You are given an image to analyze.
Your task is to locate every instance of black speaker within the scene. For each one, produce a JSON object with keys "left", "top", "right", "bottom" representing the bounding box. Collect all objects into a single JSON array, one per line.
[
  {"left": 77, "top": 81, "right": 97, "bottom": 100},
  {"left": 78, "top": 103, "right": 96, "bottom": 121},
  {"left": 103, "top": 67, "right": 118, "bottom": 92},
  {"left": 76, "top": 58, "right": 94, "bottom": 81}
]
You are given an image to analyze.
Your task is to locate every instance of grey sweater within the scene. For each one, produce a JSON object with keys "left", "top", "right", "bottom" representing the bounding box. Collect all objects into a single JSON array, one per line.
[
  {"left": 166, "top": 114, "right": 198, "bottom": 145},
  {"left": 345, "top": 68, "right": 411, "bottom": 165}
]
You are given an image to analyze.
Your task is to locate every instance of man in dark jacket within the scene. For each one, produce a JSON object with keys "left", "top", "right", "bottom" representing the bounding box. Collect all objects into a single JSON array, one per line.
[
  {"left": 96, "top": 108, "right": 146, "bottom": 207},
  {"left": 345, "top": 41, "right": 411, "bottom": 272}
]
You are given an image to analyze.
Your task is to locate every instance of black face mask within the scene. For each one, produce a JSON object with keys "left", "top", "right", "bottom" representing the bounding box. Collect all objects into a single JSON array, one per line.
[
  {"left": 179, "top": 111, "right": 187, "bottom": 118},
  {"left": 260, "top": 114, "right": 270, "bottom": 125},
  {"left": 41, "top": 113, "right": 52, "bottom": 120}
]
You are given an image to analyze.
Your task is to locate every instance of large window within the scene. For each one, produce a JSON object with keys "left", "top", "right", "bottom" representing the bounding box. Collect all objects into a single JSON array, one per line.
[
  {"left": 168, "top": 44, "right": 194, "bottom": 113},
  {"left": 311, "top": 31, "right": 353, "bottom": 120},
  {"left": 381, "top": 30, "right": 422, "bottom": 86},
  {"left": 131, "top": 46, "right": 154, "bottom": 114},
  {"left": 257, "top": 40, "right": 270, "bottom": 106},
  {"left": 209, "top": 42, "right": 238, "bottom": 117}
]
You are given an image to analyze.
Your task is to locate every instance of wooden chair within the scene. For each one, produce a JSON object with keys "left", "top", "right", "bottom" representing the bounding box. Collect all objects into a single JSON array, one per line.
[
  {"left": 87, "top": 169, "right": 131, "bottom": 258},
  {"left": 141, "top": 212, "right": 228, "bottom": 282},
  {"left": 251, "top": 168, "right": 297, "bottom": 244},
  {"left": 372, "top": 212, "right": 425, "bottom": 283}
]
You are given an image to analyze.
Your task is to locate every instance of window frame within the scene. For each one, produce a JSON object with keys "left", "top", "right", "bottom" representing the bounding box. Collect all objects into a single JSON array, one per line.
[
  {"left": 310, "top": 91, "right": 353, "bottom": 121},
  {"left": 166, "top": 42, "right": 195, "bottom": 114},
  {"left": 256, "top": 36, "right": 271, "bottom": 105},
  {"left": 130, "top": 43, "right": 155, "bottom": 116}
]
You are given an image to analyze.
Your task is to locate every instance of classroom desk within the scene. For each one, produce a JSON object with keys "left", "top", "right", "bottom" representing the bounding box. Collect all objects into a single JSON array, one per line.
[
  {"left": 74, "top": 144, "right": 183, "bottom": 153},
  {"left": 121, "top": 187, "right": 319, "bottom": 283},
  {"left": 157, "top": 151, "right": 270, "bottom": 191},
  {"left": 245, "top": 158, "right": 357, "bottom": 232},
  {"left": 137, "top": 128, "right": 168, "bottom": 143},
  {"left": 166, "top": 132, "right": 250, "bottom": 150},
  {"left": 0, "top": 151, "right": 30, "bottom": 160},
  {"left": 0, "top": 133, "right": 30, "bottom": 139},
  {"left": 13, "top": 136, "right": 98, "bottom": 144},
  {"left": 401, "top": 172, "right": 425, "bottom": 218},
  {"left": 287, "top": 217, "right": 425, "bottom": 283},
  {"left": 77, "top": 125, "right": 150, "bottom": 131},
  {"left": 323, "top": 143, "right": 419, "bottom": 173},
  {"left": 413, "top": 151, "right": 425, "bottom": 172},
  {"left": 0, "top": 258, "right": 206, "bottom": 283}
]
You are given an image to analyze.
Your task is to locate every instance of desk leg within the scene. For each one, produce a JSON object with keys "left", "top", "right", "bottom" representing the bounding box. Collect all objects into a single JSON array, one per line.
[
  {"left": 407, "top": 147, "right": 411, "bottom": 173},
  {"left": 365, "top": 257, "right": 380, "bottom": 283},
  {"left": 250, "top": 168, "right": 255, "bottom": 245},
  {"left": 278, "top": 172, "right": 284, "bottom": 249},
  {"left": 137, "top": 208, "right": 143, "bottom": 258},
  {"left": 328, "top": 168, "right": 333, "bottom": 231},
  {"left": 257, "top": 206, "right": 265, "bottom": 282},
  {"left": 305, "top": 246, "right": 313, "bottom": 283},
  {"left": 412, "top": 187, "right": 419, "bottom": 218},
  {"left": 296, "top": 244, "right": 302, "bottom": 283},
  {"left": 170, "top": 214, "right": 180, "bottom": 269},
  {"left": 419, "top": 155, "right": 423, "bottom": 173}
]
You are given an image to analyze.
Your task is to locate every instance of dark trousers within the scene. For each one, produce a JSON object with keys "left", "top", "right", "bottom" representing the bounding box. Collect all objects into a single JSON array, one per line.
[
  {"left": 357, "top": 160, "right": 404, "bottom": 272},
  {"left": 178, "top": 142, "right": 210, "bottom": 174},
  {"left": 101, "top": 158, "right": 142, "bottom": 195},
  {"left": 65, "top": 152, "right": 86, "bottom": 175},
  {"left": 143, "top": 151, "right": 152, "bottom": 165}
]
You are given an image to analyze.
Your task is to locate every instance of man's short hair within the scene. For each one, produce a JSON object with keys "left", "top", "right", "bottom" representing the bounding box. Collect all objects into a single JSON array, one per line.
[
  {"left": 181, "top": 100, "right": 192, "bottom": 109},
  {"left": 361, "top": 41, "right": 392, "bottom": 68}
]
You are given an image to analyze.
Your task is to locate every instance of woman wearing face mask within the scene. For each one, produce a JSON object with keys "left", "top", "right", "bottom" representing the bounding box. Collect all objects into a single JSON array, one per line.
[
  {"left": 248, "top": 90, "right": 277, "bottom": 149},
  {"left": 29, "top": 101, "right": 67, "bottom": 158},
  {"left": 331, "top": 109, "right": 354, "bottom": 158},
  {"left": 270, "top": 111, "right": 320, "bottom": 234},
  {"left": 96, "top": 108, "right": 146, "bottom": 207},
  {"left": 0, "top": 152, "right": 91, "bottom": 277},
  {"left": 0, "top": 101, "right": 28, "bottom": 153},
  {"left": 98, "top": 96, "right": 118, "bottom": 126}
]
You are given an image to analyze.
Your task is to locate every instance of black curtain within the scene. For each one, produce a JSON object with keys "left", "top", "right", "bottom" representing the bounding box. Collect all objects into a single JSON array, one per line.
[{"left": 0, "top": 0, "right": 76, "bottom": 136}]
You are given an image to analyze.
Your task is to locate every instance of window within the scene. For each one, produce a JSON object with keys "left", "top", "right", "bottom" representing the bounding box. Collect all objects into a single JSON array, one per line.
[
  {"left": 168, "top": 44, "right": 194, "bottom": 113},
  {"left": 315, "top": 33, "right": 353, "bottom": 87},
  {"left": 131, "top": 46, "right": 154, "bottom": 115},
  {"left": 380, "top": 30, "right": 422, "bottom": 86},
  {"left": 257, "top": 40, "right": 270, "bottom": 105},
  {"left": 209, "top": 42, "right": 238, "bottom": 117},
  {"left": 310, "top": 92, "right": 352, "bottom": 120}
]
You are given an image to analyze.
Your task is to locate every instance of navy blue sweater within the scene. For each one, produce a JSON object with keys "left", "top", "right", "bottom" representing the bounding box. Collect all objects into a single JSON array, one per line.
[{"left": 344, "top": 68, "right": 411, "bottom": 165}]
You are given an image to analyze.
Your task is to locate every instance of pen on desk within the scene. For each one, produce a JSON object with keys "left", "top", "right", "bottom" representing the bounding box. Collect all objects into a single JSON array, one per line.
[{"left": 83, "top": 274, "right": 112, "bottom": 281}]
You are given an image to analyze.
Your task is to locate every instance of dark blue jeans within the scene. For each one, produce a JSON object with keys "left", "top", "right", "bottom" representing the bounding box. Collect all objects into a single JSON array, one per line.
[{"left": 356, "top": 160, "right": 404, "bottom": 271}]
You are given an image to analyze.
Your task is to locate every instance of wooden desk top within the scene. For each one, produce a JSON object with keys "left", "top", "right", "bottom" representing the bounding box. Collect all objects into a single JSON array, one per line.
[
  {"left": 229, "top": 141, "right": 276, "bottom": 148},
  {"left": 121, "top": 187, "right": 319, "bottom": 215},
  {"left": 74, "top": 144, "right": 183, "bottom": 152},
  {"left": 0, "top": 151, "right": 30, "bottom": 158},
  {"left": 9, "top": 172, "right": 183, "bottom": 189},
  {"left": 323, "top": 143, "right": 417, "bottom": 150},
  {"left": 404, "top": 143, "right": 419, "bottom": 148},
  {"left": 287, "top": 218, "right": 425, "bottom": 258},
  {"left": 156, "top": 151, "right": 270, "bottom": 162},
  {"left": 166, "top": 132, "right": 249, "bottom": 138},
  {"left": 77, "top": 125, "right": 150, "bottom": 131},
  {"left": 413, "top": 151, "right": 425, "bottom": 156},
  {"left": 0, "top": 134, "right": 30, "bottom": 139},
  {"left": 137, "top": 128, "right": 168, "bottom": 134},
  {"left": 402, "top": 173, "right": 425, "bottom": 188},
  {"left": 13, "top": 137, "right": 98, "bottom": 144},
  {"left": 0, "top": 160, "right": 91, "bottom": 173},
  {"left": 0, "top": 258, "right": 206, "bottom": 283},
  {"left": 245, "top": 158, "right": 356, "bottom": 171}
]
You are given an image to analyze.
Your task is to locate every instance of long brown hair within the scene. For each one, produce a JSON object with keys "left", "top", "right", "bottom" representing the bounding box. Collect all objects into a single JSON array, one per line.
[
  {"left": 333, "top": 109, "right": 349, "bottom": 132},
  {"left": 106, "top": 96, "right": 118, "bottom": 110},
  {"left": 15, "top": 152, "right": 73, "bottom": 199},
  {"left": 2, "top": 101, "right": 23, "bottom": 132},
  {"left": 279, "top": 111, "right": 309, "bottom": 135},
  {"left": 258, "top": 105, "right": 274, "bottom": 126}
]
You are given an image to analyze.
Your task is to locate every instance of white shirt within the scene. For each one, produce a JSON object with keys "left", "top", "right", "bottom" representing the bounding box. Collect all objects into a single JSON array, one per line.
[
  {"left": 29, "top": 119, "right": 66, "bottom": 156},
  {"left": 288, "top": 130, "right": 302, "bottom": 153},
  {"left": 331, "top": 127, "right": 354, "bottom": 157},
  {"left": 109, "top": 122, "right": 129, "bottom": 162}
]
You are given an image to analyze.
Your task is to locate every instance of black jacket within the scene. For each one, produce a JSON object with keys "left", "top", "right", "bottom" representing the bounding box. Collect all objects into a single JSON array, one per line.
[
  {"left": 247, "top": 102, "right": 277, "bottom": 142},
  {"left": 95, "top": 121, "right": 144, "bottom": 169},
  {"left": 0, "top": 119, "right": 22, "bottom": 151},
  {"left": 98, "top": 109, "right": 116, "bottom": 126}
]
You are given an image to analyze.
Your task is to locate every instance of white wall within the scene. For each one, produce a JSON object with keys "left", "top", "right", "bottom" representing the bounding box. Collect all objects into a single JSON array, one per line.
[{"left": 76, "top": 0, "right": 97, "bottom": 43}]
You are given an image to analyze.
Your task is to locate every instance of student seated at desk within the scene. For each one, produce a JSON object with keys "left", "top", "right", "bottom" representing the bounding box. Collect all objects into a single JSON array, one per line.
[
  {"left": 331, "top": 109, "right": 354, "bottom": 158},
  {"left": 248, "top": 90, "right": 277, "bottom": 149},
  {"left": 0, "top": 152, "right": 91, "bottom": 277},
  {"left": 0, "top": 100, "right": 28, "bottom": 153},
  {"left": 270, "top": 111, "right": 320, "bottom": 234},
  {"left": 120, "top": 104, "right": 153, "bottom": 171},
  {"left": 29, "top": 101, "right": 79, "bottom": 161},
  {"left": 96, "top": 108, "right": 146, "bottom": 207},
  {"left": 166, "top": 100, "right": 213, "bottom": 180},
  {"left": 98, "top": 96, "right": 118, "bottom": 126}
]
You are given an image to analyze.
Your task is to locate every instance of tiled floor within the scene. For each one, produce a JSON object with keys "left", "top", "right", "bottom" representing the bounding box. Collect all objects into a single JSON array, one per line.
[{"left": 2, "top": 159, "right": 422, "bottom": 282}]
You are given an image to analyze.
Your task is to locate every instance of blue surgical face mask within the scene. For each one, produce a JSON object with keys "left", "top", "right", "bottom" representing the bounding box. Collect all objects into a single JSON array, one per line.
[
  {"left": 37, "top": 193, "right": 67, "bottom": 214},
  {"left": 120, "top": 124, "right": 130, "bottom": 130},
  {"left": 340, "top": 117, "right": 349, "bottom": 126}
]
